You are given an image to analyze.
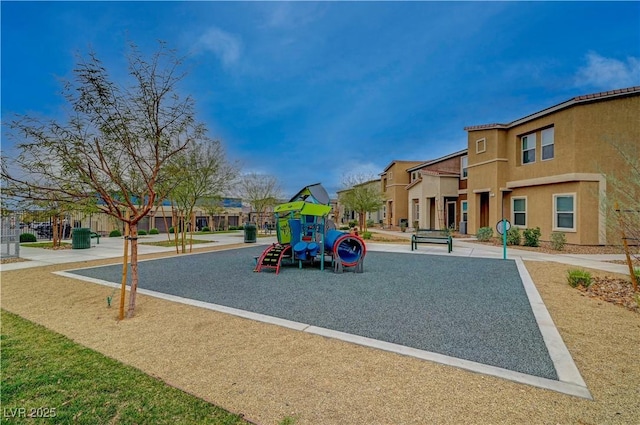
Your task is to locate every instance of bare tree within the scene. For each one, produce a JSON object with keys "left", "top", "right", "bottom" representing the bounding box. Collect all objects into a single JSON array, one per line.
[
  {"left": 167, "top": 139, "right": 237, "bottom": 252},
  {"left": 1, "top": 42, "right": 204, "bottom": 318},
  {"left": 339, "top": 174, "right": 385, "bottom": 232},
  {"left": 600, "top": 140, "right": 640, "bottom": 290},
  {"left": 237, "top": 173, "right": 282, "bottom": 231}
]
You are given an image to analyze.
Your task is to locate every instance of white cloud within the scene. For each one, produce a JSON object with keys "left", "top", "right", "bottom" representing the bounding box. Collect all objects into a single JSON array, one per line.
[
  {"left": 195, "top": 27, "right": 241, "bottom": 67},
  {"left": 575, "top": 52, "right": 640, "bottom": 89}
]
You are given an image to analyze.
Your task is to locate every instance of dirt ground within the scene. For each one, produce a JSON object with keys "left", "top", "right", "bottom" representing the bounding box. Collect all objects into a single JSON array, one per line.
[{"left": 1, "top": 245, "right": 639, "bottom": 425}]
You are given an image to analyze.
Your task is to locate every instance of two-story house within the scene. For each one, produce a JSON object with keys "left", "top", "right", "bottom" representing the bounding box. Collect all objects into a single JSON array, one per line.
[
  {"left": 405, "top": 149, "right": 468, "bottom": 231},
  {"left": 380, "top": 160, "right": 424, "bottom": 228},
  {"left": 464, "top": 86, "right": 640, "bottom": 245}
]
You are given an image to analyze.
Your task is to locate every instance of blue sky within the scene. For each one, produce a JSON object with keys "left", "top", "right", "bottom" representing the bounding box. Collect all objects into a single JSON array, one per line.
[{"left": 2, "top": 1, "right": 639, "bottom": 198}]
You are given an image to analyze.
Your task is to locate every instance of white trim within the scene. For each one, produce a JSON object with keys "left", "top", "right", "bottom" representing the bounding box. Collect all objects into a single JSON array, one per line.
[
  {"left": 512, "top": 196, "right": 528, "bottom": 228},
  {"left": 476, "top": 138, "right": 486, "bottom": 154},
  {"left": 460, "top": 155, "right": 468, "bottom": 180},
  {"left": 467, "top": 158, "right": 508, "bottom": 168},
  {"left": 472, "top": 188, "right": 492, "bottom": 194},
  {"left": 506, "top": 173, "right": 603, "bottom": 189},
  {"left": 553, "top": 193, "right": 577, "bottom": 232},
  {"left": 521, "top": 132, "right": 536, "bottom": 165},
  {"left": 541, "top": 127, "right": 555, "bottom": 161}
]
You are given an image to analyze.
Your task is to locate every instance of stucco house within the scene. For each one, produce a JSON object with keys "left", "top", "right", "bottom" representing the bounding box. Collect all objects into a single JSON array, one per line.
[
  {"left": 380, "top": 160, "right": 424, "bottom": 228},
  {"left": 405, "top": 149, "right": 468, "bottom": 231},
  {"left": 464, "top": 86, "right": 640, "bottom": 245}
]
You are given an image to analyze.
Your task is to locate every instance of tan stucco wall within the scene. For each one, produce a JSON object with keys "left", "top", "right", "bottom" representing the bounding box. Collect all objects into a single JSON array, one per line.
[
  {"left": 466, "top": 94, "right": 639, "bottom": 244},
  {"left": 381, "top": 161, "right": 423, "bottom": 227}
]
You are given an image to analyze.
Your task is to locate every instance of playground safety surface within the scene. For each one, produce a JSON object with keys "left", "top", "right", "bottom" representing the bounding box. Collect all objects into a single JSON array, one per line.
[{"left": 59, "top": 245, "right": 592, "bottom": 398}]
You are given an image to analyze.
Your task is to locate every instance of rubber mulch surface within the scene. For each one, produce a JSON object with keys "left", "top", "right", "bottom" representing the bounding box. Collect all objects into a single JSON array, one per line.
[{"left": 68, "top": 246, "right": 557, "bottom": 380}]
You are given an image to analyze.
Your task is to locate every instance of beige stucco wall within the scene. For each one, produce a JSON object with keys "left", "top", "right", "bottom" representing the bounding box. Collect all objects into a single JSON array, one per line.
[
  {"left": 381, "top": 161, "right": 423, "bottom": 227},
  {"left": 466, "top": 94, "right": 639, "bottom": 245}
]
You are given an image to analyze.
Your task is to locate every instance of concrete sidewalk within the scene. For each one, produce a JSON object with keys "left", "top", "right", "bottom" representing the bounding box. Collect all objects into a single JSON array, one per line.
[
  {"left": 367, "top": 228, "right": 632, "bottom": 275},
  {"left": 0, "top": 229, "right": 632, "bottom": 275},
  {"left": 0, "top": 231, "right": 274, "bottom": 271}
]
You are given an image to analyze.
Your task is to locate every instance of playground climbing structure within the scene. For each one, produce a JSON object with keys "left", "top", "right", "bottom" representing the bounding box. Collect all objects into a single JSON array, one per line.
[{"left": 254, "top": 183, "right": 367, "bottom": 274}]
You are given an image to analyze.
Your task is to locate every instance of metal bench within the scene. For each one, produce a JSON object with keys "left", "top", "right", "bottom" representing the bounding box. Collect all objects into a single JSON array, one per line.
[
  {"left": 411, "top": 229, "right": 452, "bottom": 253},
  {"left": 90, "top": 231, "right": 101, "bottom": 244}
]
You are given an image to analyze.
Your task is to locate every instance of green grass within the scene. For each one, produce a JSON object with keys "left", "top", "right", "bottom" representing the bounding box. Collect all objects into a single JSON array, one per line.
[
  {"left": 0, "top": 310, "right": 249, "bottom": 425},
  {"left": 21, "top": 242, "right": 72, "bottom": 249}
]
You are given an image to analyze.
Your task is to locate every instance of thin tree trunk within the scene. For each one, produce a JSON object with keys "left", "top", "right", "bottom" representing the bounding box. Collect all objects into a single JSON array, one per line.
[
  {"left": 126, "top": 222, "right": 138, "bottom": 318},
  {"left": 119, "top": 211, "right": 130, "bottom": 320}
]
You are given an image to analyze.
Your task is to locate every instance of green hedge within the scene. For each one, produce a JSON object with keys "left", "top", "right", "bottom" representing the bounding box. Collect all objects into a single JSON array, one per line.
[{"left": 20, "top": 233, "right": 37, "bottom": 243}]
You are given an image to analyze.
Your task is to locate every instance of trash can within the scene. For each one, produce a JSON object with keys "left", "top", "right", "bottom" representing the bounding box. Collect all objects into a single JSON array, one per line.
[
  {"left": 244, "top": 223, "right": 257, "bottom": 243},
  {"left": 72, "top": 228, "right": 91, "bottom": 249}
]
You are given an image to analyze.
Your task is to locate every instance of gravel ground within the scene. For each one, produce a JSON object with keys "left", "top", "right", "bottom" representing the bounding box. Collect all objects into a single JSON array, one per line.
[
  {"left": 68, "top": 247, "right": 557, "bottom": 379},
  {"left": 1, "top": 245, "right": 639, "bottom": 425}
]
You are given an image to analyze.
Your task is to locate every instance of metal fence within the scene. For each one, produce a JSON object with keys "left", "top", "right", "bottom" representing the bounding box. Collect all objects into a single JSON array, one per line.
[{"left": 1, "top": 215, "right": 21, "bottom": 258}]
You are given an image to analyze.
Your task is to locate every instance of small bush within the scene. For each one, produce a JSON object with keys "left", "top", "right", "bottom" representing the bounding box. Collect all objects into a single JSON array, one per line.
[
  {"left": 567, "top": 269, "right": 592, "bottom": 288},
  {"left": 366, "top": 219, "right": 375, "bottom": 228},
  {"left": 109, "top": 229, "right": 122, "bottom": 237},
  {"left": 506, "top": 227, "right": 521, "bottom": 246},
  {"left": 348, "top": 220, "right": 358, "bottom": 228},
  {"left": 19, "top": 233, "right": 37, "bottom": 243},
  {"left": 168, "top": 226, "right": 175, "bottom": 233},
  {"left": 149, "top": 228, "right": 159, "bottom": 235},
  {"left": 551, "top": 232, "right": 567, "bottom": 251},
  {"left": 339, "top": 226, "right": 350, "bottom": 231},
  {"left": 523, "top": 227, "right": 541, "bottom": 247},
  {"left": 362, "top": 231, "right": 372, "bottom": 240},
  {"left": 634, "top": 267, "right": 640, "bottom": 283},
  {"left": 138, "top": 230, "right": 147, "bottom": 236},
  {"left": 476, "top": 227, "right": 493, "bottom": 242},
  {"left": 201, "top": 226, "right": 210, "bottom": 232}
]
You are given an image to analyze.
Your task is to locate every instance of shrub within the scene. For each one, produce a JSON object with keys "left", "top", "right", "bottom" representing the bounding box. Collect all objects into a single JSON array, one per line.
[
  {"left": 168, "top": 226, "right": 175, "bottom": 233},
  {"left": 551, "top": 232, "right": 567, "bottom": 251},
  {"left": 567, "top": 269, "right": 592, "bottom": 288},
  {"left": 19, "top": 233, "right": 37, "bottom": 243},
  {"left": 201, "top": 226, "right": 210, "bottom": 232},
  {"left": 339, "top": 226, "right": 350, "bottom": 231},
  {"left": 506, "top": 227, "right": 521, "bottom": 245},
  {"left": 523, "top": 227, "right": 541, "bottom": 247},
  {"left": 362, "top": 231, "right": 372, "bottom": 240},
  {"left": 634, "top": 267, "right": 640, "bottom": 283},
  {"left": 149, "top": 228, "right": 159, "bottom": 235},
  {"left": 138, "top": 230, "right": 147, "bottom": 236},
  {"left": 348, "top": 220, "right": 358, "bottom": 228},
  {"left": 476, "top": 227, "right": 493, "bottom": 242},
  {"left": 109, "top": 229, "right": 122, "bottom": 237},
  {"left": 366, "top": 219, "right": 375, "bottom": 228}
]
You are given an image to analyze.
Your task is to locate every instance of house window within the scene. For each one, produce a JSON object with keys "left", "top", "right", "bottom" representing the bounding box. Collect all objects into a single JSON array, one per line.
[
  {"left": 476, "top": 138, "right": 486, "bottom": 153},
  {"left": 461, "top": 201, "right": 468, "bottom": 222},
  {"left": 512, "top": 197, "right": 527, "bottom": 227},
  {"left": 383, "top": 205, "right": 386, "bottom": 219},
  {"left": 461, "top": 156, "right": 468, "bottom": 179},
  {"left": 541, "top": 127, "right": 554, "bottom": 160},
  {"left": 554, "top": 194, "right": 575, "bottom": 231},
  {"left": 388, "top": 171, "right": 393, "bottom": 180},
  {"left": 413, "top": 199, "right": 420, "bottom": 220},
  {"left": 522, "top": 133, "right": 536, "bottom": 164}
]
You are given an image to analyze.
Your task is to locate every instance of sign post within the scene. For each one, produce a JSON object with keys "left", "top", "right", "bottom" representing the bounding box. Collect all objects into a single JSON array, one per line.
[{"left": 496, "top": 219, "right": 511, "bottom": 260}]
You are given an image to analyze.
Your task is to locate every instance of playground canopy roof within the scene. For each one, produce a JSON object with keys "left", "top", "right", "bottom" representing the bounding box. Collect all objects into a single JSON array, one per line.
[
  {"left": 274, "top": 201, "right": 332, "bottom": 217},
  {"left": 289, "top": 183, "right": 330, "bottom": 205}
]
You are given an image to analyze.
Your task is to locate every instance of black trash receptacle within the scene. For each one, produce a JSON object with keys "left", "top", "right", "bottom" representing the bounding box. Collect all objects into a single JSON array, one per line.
[
  {"left": 72, "top": 228, "right": 91, "bottom": 249},
  {"left": 244, "top": 223, "right": 257, "bottom": 243}
]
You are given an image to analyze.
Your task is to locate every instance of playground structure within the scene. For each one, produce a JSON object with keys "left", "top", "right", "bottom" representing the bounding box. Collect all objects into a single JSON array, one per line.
[{"left": 254, "top": 183, "right": 367, "bottom": 274}]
